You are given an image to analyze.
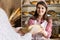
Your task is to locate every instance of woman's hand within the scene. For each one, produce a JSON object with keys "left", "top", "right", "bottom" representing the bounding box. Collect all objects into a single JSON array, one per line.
[
  {"left": 29, "top": 24, "right": 44, "bottom": 34},
  {"left": 29, "top": 25, "right": 48, "bottom": 38}
]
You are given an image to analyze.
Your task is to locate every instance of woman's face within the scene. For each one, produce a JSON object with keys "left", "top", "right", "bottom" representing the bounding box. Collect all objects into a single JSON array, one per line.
[{"left": 36, "top": 4, "right": 46, "bottom": 16}]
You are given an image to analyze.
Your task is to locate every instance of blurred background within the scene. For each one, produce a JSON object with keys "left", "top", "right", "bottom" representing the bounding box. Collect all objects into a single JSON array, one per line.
[{"left": 0, "top": 0, "right": 60, "bottom": 40}]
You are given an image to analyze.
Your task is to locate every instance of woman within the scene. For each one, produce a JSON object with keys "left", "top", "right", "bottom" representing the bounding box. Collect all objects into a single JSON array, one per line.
[{"left": 28, "top": 1, "right": 52, "bottom": 40}]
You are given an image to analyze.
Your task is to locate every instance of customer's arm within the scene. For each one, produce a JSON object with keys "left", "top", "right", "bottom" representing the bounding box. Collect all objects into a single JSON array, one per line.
[{"left": 0, "top": 8, "right": 33, "bottom": 40}]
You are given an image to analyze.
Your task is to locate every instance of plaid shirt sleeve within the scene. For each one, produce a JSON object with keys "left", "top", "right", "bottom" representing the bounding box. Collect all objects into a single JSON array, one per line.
[{"left": 45, "top": 18, "right": 52, "bottom": 38}]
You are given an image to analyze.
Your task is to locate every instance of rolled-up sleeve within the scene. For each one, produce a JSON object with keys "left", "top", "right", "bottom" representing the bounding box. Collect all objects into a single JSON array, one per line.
[{"left": 45, "top": 18, "right": 52, "bottom": 38}]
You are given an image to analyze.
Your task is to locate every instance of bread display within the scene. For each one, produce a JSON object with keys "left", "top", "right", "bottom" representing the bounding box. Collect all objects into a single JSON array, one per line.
[
  {"left": 29, "top": 11, "right": 35, "bottom": 15},
  {"left": 59, "top": 0, "right": 60, "bottom": 4},
  {"left": 50, "top": 0, "right": 54, "bottom": 4},
  {"left": 46, "top": 0, "right": 60, "bottom": 4},
  {"left": 30, "top": 1, "right": 38, "bottom": 5},
  {"left": 54, "top": 0, "right": 59, "bottom": 4},
  {"left": 9, "top": 8, "right": 21, "bottom": 21},
  {"left": 46, "top": 1, "right": 50, "bottom": 5},
  {"left": 9, "top": 8, "right": 21, "bottom": 26},
  {"left": 23, "top": 12, "right": 29, "bottom": 16},
  {"left": 23, "top": 0, "right": 30, "bottom": 5},
  {"left": 47, "top": 10, "right": 57, "bottom": 16}
]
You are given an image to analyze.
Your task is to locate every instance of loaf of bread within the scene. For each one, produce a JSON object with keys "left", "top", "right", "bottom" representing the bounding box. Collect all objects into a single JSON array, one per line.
[
  {"left": 18, "top": 24, "right": 43, "bottom": 35},
  {"left": 29, "top": 24, "right": 43, "bottom": 33},
  {"left": 30, "top": 1, "right": 37, "bottom": 5}
]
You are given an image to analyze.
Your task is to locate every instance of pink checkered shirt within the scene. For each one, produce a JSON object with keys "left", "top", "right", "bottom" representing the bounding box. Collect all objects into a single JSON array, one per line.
[{"left": 28, "top": 18, "right": 52, "bottom": 40}]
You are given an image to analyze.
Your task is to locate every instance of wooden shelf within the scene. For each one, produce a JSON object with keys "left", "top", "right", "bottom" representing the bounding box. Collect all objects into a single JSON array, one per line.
[
  {"left": 48, "top": 4, "right": 60, "bottom": 7},
  {"left": 22, "top": 4, "right": 60, "bottom": 7},
  {"left": 22, "top": 4, "right": 35, "bottom": 7}
]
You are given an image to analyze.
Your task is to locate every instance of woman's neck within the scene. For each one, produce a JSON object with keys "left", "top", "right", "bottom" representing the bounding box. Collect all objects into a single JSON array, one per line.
[
  {"left": 38, "top": 15, "right": 42, "bottom": 20},
  {"left": 37, "top": 16, "right": 43, "bottom": 22}
]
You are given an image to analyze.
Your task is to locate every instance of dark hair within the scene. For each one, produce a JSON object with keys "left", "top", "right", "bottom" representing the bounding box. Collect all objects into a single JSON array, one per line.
[{"left": 34, "top": 1, "right": 48, "bottom": 20}]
